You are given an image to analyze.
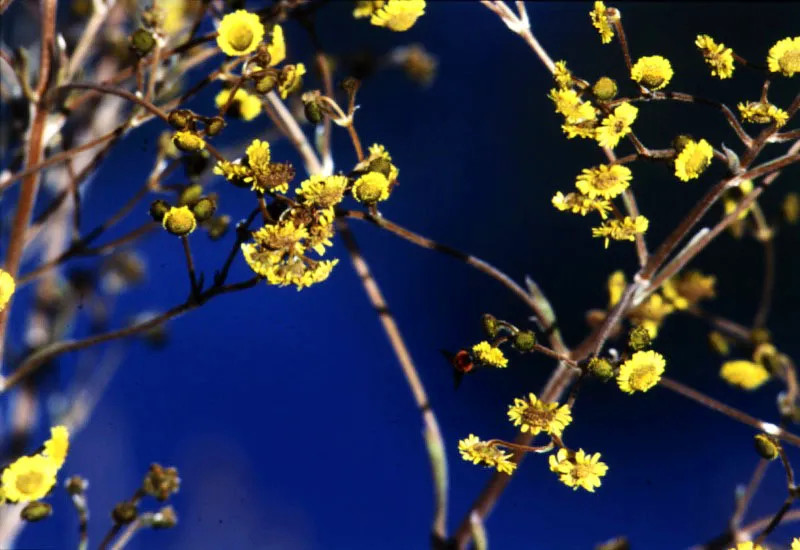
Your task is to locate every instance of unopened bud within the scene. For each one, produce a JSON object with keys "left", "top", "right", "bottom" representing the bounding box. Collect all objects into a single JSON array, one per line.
[
  {"left": 481, "top": 314, "right": 498, "bottom": 338},
  {"left": 754, "top": 433, "right": 779, "bottom": 461},
  {"left": 588, "top": 357, "right": 614, "bottom": 382},
  {"left": 628, "top": 325, "right": 651, "bottom": 351},
  {"left": 207, "top": 215, "right": 231, "bottom": 240},
  {"left": 167, "top": 109, "right": 194, "bottom": 130},
  {"left": 179, "top": 184, "right": 203, "bottom": 207},
  {"left": 707, "top": 330, "right": 730, "bottom": 356},
  {"left": 21, "top": 502, "right": 52, "bottom": 522},
  {"left": 152, "top": 506, "right": 178, "bottom": 529},
  {"left": 206, "top": 116, "right": 226, "bottom": 137},
  {"left": 112, "top": 502, "right": 138, "bottom": 525},
  {"left": 149, "top": 200, "right": 170, "bottom": 223},
  {"left": 130, "top": 28, "right": 156, "bottom": 57},
  {"left": 592, "top": 77, "right": 618, "bottom": 101},
  {"left": 255, "top": 74, "right": 278, "bottom": 94},
  {"left": 191, "top": 197, "right": 217, "bottom": 223},
  {"left": 512, "top": 330, "right": 537, "bottom": 352},
  {"left": 672, "top": 134, "right": 693, "bottom": 154}
]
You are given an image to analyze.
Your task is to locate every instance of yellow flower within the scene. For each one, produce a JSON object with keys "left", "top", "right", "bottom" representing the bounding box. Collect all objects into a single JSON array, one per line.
[
  {"left": 562, "top": 121, "right": 597, "bottom": 139},
  {"left": 471, "top": 341, "right": 508, "bottom": 368},
  {"left": 252, "top": 220, "right": 308, "bottom": 253},
  {"left": 589, "top": 1, "right": 614, "bottom": 44},
  {"left": 214, "top": 88, "right": 262, "bottom": 121},
  {"left": 720, "top": 360, "right": 770, "bottom": 390},
  {"left": 43, "top": 426, "right": 69, "bottom": 469},
  {"left": 507, "top": 393, "right": 572, "bottom": 437},
  {"left": 297, "top": 175, "right": 349, "bottom": 208},
  {"left": 729, "top": 543, "right": 766, "bottom": 550},
  {"left": 554, "top": 61, "right": 573, "bottom": 89},
  {"left": 172, "top": 131, "right": 205, "bottom": 153},
  {"left": 549, "top": 448, "right": 608, "bottom": 492},
  {"left": 278, "top": 63, "right": 306, "bottom": 99},
  {"left": 631, "top": 55, "right": 674, "bottom": 90},
  {"left": 674, "top": 139, "right": 713, "bottom": 181},
  {"left": 551, "top": 191, "right": 612, "bottom": 219},
  {"left": 0, "top": 269, "right": 15, "bottom": 312},
  {"left": 370, "top": 0, "right": 425, "bottom": 32},
  {"left": 791, "top": 538, "right": 799, "bottom": 550},
  {"left": 595, "top": 103, "right": 638, "bottom": 148},
  {"left": 576, "top": 163, "right": 632, "bottom": 199},
  {"left": 353, "top": 0, "right": 384, "bottom": 19},
  {"left": 767, "top": 36, "right": 800, "bottom": 76},
  {"left": 695, "top": 35, "right": 735, "bottom": 79},
  {"left": 549, "top": 89, "right": 597, "bottom": 124},
  {"left": 784, "top": 192, "right": 800, "bottom": 224},
  {"left": 617, "top": 350, "right": 666, "bottom": 393},
  {"left": 352, "top": 172, "right": 391, "bottom": 204},
  {"left": 266, "top": 25, "right": 286, "bottom": 66},
  {"left": 213, "top": 160, "right": 251, "bottom": 185},
  {"left": 246, "top": 138, "right": 271, "bottom": 175},
  {"left": 162, "top": 206, "right": 197, "bottom": 236},
  {"left": 607, "top": 270, "right": 626, "bottom": 308},
  {"left": 661, "top": 271, "right": 715, "bottom": 310},
  {"left": 216, "top": 10, "right": 265, "bottom": 57},
  {"left": 1, "top": 455, "right": 58, "bottom": 503},
  {"left": 738, "top": 101, "right": 789, "bottom": 128},
  {"left": 359, "top": 144, "right": 400, "bottom": 182},
  {"left": 592, "top": 216, "right": 649, "bottom": 248},
  {"left": 458, "top": 434, "right": 516, "bottom": 475}
]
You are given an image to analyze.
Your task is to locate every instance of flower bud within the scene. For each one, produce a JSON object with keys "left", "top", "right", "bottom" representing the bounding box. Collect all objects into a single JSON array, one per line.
[
  {"left": 130, "top": 28, "right": 156, "bottom": 57},
  {"left": 179, "top": 184, "right": 203, "bottom": 207},
  {"left": 167, "top": 109, "right": 194, "bottom": 131},
  {"left": 191, "top": 197, "right": 217, "bottom": 223},
  {"left": 750, "top": 328, "right": 771, "bottom": 347},
  {"left": 672, "top": 134, "right": 693, "bottom": 154},
  {"left": 783, "top": 192, "right": 799, "bottom": 225},
  {"left": 207, "top": 215, "right": 231, "bottom": 240},
  {"left": 754, "top": 433, "right": 779, "bottom": 461},
  {"left": 304, "top": 99, "right": 323, "bottom": 125},
  {"left": 149, "top": 200, "right": 170, "bottom": 223},
  {"left": 481, "top": 314, "right": 498, "bottom": 338},
  {"left": 628, "top": 325, "right": 651, "bottom": 351},
  {"left": 152, "top": 506, "right": 178, "bottom": 529},
  {"left": 143, "top": 464, "right": 181, "bottom": 501},
  {"left": 512, "top": 330, "right": 536, "bottom": 352},
  {"left": 588, "top": 357, "right": 614, "bottom": 382},
  {"left": 707, "top": 330, "right": 730, "bottom": 356},
  {"left": 206, "top": 116, "right": 226, "bottom": 137},
  {"left": 21, "top": 502, "right": 52, "bottom": 522},
  {"left": 592, "top": 77, "right": 618, "bottom": 101},
  {"left": 255, "top": 74, "right": 278, "bottom": 94},
  {"left": 112, "top": 502, "right": 138, "bottom": 525},
  {"left": 172, "top": 131, "right": 206, "bottom": 153},
  {"left": 162, "top": 206, "right": 197, "bottom": 237},
  {"left": 65, "top": 476, "right": 88, "bottom": 495}
]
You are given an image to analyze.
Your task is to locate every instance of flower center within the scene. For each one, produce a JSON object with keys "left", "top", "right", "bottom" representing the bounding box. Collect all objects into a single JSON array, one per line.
[
  {"left": 779, "top": 50, "right": 800, "bottom": 73},
  {"left": 686, "top": 150, "right": 710, "bottom": 173},
  {"left": 386, "top": 13, "right": 417, "bottom": 32},
  {"left": 522, "top": 408, "right": 553, "bottom": 429},
  {"left": 594, "top": 172, "right": 620, "bottom": 190},
  {"left": 16, "top": 471, "right": 44, "bottom": 496},
  {"left": 630, "top": 364, "right": 657, "bottom": 390},
  {"left": 229, "top": 25, "right": 255, "bottom": 52},
  {"left": 572, "top": 463, "right": 593, "bottom": 480}
]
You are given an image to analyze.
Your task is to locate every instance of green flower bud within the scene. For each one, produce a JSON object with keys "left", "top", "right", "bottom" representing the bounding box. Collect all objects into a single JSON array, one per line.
[
  {"left": 179, "top": 184, "right": 203, "bottom": 207},
  {"left": 588, "top": 357, "right": 614, "bottom": 382},
  {"left": 707, "top": 330, "right": 730, "bottom": 356},
  {"left": 255, "top": 74, "right": 278, "bottom": 94},
  {"left": 367, "top": 157, "right": 393, "bottom": 179},
  {"left": 481, "top": 314, "right": 498, "bottom": 338},
  {"left": 21, "top": 501, "right": 52, "bottom": 522},
  {"left": 172, "top": 131, "right": 206, "bottom": 153},
  {"left": 672, "top": 134, "right": 694, "bottom": 154},
  {"left": 207, "top": 215, "right": 231, "bottom": 241},
  {"left": 512, "top": 330, "right": 537, "bottom": 352},
  {"left": 167, "top": 109, "right": 194, "bottom": 130},
  {"left": 206, "top": 116, "right": 226, "bottom": 137},
  {"left": 191, "top": 197, "right": 217, "bottom": 223},
  {"left": 65, "top": 476, "right": 88, "bottom": 496},
  {"left": 628, "top": 325, "right": 651, "bottom": 351},
  {"left": 112, "top": 502, "right": 138, "bottom": 525},
  {"left": 304, "top": 99, "right": 323, "bottom": 125},
  {"left": 130, "top": 28, "right": 156, "bottom": 57},
  {"left": 149, "top": 200, "right": 170, "bottom": 223},
  {"left": 753, "top": 433, "right": 779, "bottom": 461},
  {"left": 592, "top": 77, "right": 618, "bottom": 101}
]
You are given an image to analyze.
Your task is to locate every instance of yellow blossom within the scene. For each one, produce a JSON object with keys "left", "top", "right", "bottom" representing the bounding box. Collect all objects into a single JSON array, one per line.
[
  {"left": 353, "top": 0, "right": 384, "bottom": 19},
  {"left": 507, "top": 393, "right": 572, "bottom": 437},
  {"left": 595, "top": 103, "right": 638, "bottom": 148},
  {"left": 278, "top": 63, "right": 306, "bottom": 99},
  {"left": 767, "top": 36, "right": 800, "bottom": 77},
  {"left": 674, "top": 139, "right": 713, "bottom": 181},
  {"left": 729, "top": 543, "right": 765, "bottom": 550},
  {"left": 214, "top": 88, "right": 262, "bottom": 121},
  {"left": 246, "top": 139, "right": 271, "bottom": 175},
  {"left": 549, "top": 448, "right": 608, "bottom": 492},
  {"left": 576, "top": 163, "right": 632, "bottom": 199},
  {"left": 370, "top": 0, "right": 426, "bottom": 32},
  {"left": 589, "top": 1, "right": 614, "bottom": 44},
  {"left": 592, "top": 216, "right": 649, "bottom": 248},
  {"left": 359, "top": 144, "right": 399, "bottom": 182},
  {"left": 0, "top": 269, "right": 15, "bottom": 312},
  {"left": 617, "top": 350, "right": 666, "bottom": 393},
  {"left": 352, "top": 172, "right": 391, "bottom": 204},
  {"left": 551, "top": 191, "right": 611, "bottom": 219},
  {"left": 791, "top": 538, "right": 800, "bottom": 550},
  {"left": 216, "top": 10, "right": 265, "bottom": 57},
  {"left": 784, "top": 192, "right": 800, "bottom": 224},
  {"left": 607, "top": 270, "right": 626, "bottom": 308},
  {"left": 458, "top": 434, "right": 516, "bottom": 475},
  {"left": 266, "top": 25, "right": 286, "bottom": 66},
  {"left": 172, "top": 131, "right": 205, "bottom": 153},
  {"left": 43, "top": 426, "right": 69, "bottom": 469},
  {"left": 695, "top": 35, "right": 735, "bottom": 79},
  {"left": 1, "top": 455, "right": 58, "bottom": 503},
  {"left": 562, "top": 121, "right": 597, "bottom": 139},
  {"left": 720, "top": 360, "right": 770, "bottom": 390},
  {"left": 472, "top": 341, "right": 508, "bottom": 368},
  {"left": 661, "top": 271, "right": 716, "bottom": 310},
  {"left": 549, "top": 89, "right": 597, "bottom": 124},
  {"left": 297, "top": 175, "right": 349, "bottom": 208},
  {"left": 162, "top": 206, "right": 197, "bottom": 236},
  {"left": 738, "top": 102, "right": 789, "bottom": 128},
  {"left": 554, "top": 61, "right": 573, "bottom": 89},
  {"left": 252, "top": 220, "right": 308, "bottom": 253},
  {"left": 631, "top": 55, "right": 674, "bottom": 90},
  {"left": 213, "top": 160, "right": 251, "bottom": 186}
]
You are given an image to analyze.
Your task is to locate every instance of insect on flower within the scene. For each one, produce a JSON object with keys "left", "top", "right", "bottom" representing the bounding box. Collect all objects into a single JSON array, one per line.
[{"left": 440, "top": 348, "right": 475, "bottom": 389}]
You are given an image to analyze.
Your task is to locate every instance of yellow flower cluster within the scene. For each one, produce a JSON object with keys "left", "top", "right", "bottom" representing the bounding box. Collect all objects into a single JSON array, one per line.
[
  {"left": 617, "top": 350, "right": 666, "bottom": 393},
  {"left": 214, "top": 88, "right": 262, "bottom": 121},
  {"left": 354, "top": 0, "right": 426, "bottom": 32},
  {"left": 661, "top": 271, "right": 716, "bottom": 310},
  {"left": 589, "top": 1, "right": 615, "bottom": 44},
  {"left": 2, "top": 426, "right": 69, "bottom": 503},
  {"left": 351, "top": 144, "right": 400, "bottom": 204},
  {"left": 631, "top": 55, "right": 674, "bottom": 91},
  {"left": 591, "top": 215, "right": 649, "bottom": 248},
  {"left": 217, "top": 10, "right": 265, "bottom": 57},
  {"left": 738, "top": 101, "right": 789, "bottom": 128},
  {"left": 214, "top": 139, "right": 293, "bottom": 194},
  {"left": 695, "top": 35, "right": 735, "bottom": 79},
  {"left": 767, "top": 36, "right": 800, "bottom": 77},
  {"left": 458, "top": 434, "right": 516, "bottom": 475},
  {"left": 507, "top": 393, "right": 572, "bottom": 437},
  {"left": 549, "top": 448, "right": 608, "bottom": 492},
  {"left": 674, "top": 138, "right": 713, "bottom": 181},
  {"left": 595, "top": 103, "right": 638, "bottom": 148},
  {"left": 471, "top": 341, "right": 508, "bottom": 368},
  {"left": 0, "top": 268, "right": 15, "bottom": 312}
]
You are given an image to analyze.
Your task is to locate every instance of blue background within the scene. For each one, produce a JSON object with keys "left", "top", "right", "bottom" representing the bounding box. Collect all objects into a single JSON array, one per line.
[{"left": 3, "top": 1, "right": 800, "bottom": 549}]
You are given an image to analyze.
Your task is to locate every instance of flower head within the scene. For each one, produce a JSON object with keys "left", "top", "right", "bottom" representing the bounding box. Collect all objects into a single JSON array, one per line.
[
  {"left": 43, "top": 426, "right": 69, "bottom": 469},
  {"left": 576, "top": 164, "right": 632, "bottom": 199},
  {"left": 458, "top": 434, "right": 516, "bottom": 475},
  {"left": 631, "top": 55, "right": 674, "bottom": 90},
  {"left": 266, "top": 25, "right": 286, "bottom": 66},
  {"left": 352, "top": 172, "right": 391, "bottom": 204},
  {"left": 278, "top": 63, "right": 306, "bottom": 99},
  {"left": 1, "top": 455, "right": 58, "bottom": 503},
  {"left": 595, "top": 103, "right": 638, "bottom": 148},
  {"left": 590, "top": 1, "right": 615, "bottom": 44},
  {"left": 172, "top": 131, "right": 205, "bottom": 153},
  {"left": 608, "top": 270, "right": 626, "bottom": 308},
  {"left": 720, "top": 360, "right": 770, "bottom": 390},
  {"left": 216, "top": 10, "right": 265, "bottom": 57},
  {"left": 554, "top": 61, "right": 573, "bottom": 89},
  {"left": 552, "top": 192, "right": 612, "bottom": 219},
  {"left": 791, "top": 538, "right": 799, "bottom": 550},
  {"left": 370, "top": 0, "right": 426, "bottom": 32},
  {"left": 729, "top": 543, "right": 766, "bottom": 550},
  {"left": 617, "top": 350, "right": 666, "bottom": 393},
  {"left": 214, "top": 88, "right": 262, "bottom": 121},
  {"left": 297, "top": 175, "right": 349, "bottom": 208},
  {"left": 549, "top": 89, "right": 597, "bottom": 124},
  {"left": 471, "top": 341, "right": 508, "bottom": 368},
  {"left": 0, "top": 269, "right": 15, "bottom": 312},
  {"left": 549, "top": 448, "right": 608, "bottom": 492},
  {"left": 662, "top": 271, "right": 715, "bottom": 310},
  {"left": 628, "top": 293, "right": 674, "bottom": 338},
  {"left": 508, "top": 393, "right": 572, "bottom": 437},
  {"left": 562, "top": 120, "right": 597, "bottom": 140},
  {"left": 695, "top": 35, "right": 735, "bottom": 79},
  {"left": 592, "top": 216, "right": 649, "bottom": 248},
  {"left": 767, "top": 36, "right": 800, "bottom": 77},
  {"left": 162, "top": 206, "right": 197, "bottom": 236},
  {"left": 674, "top": 139, "right": 713, "bottom": 181},
  {"left": 738, "top": 102, "right": 789, "bottom": 128}
]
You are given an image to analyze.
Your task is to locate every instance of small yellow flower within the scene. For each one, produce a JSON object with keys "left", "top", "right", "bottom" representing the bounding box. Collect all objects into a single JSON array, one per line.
[
  {"left": 352, "top": 172, "right": 391, "bottom": 204},
  {"left": 595, "top": 103, "right": 638, "bottom": 148},
  {"left": 767, "top": 36, "right": 800, "bottom": 77},
  {"left": 252, "top": 220, "right": 308, "bottom": 253},
  {"left": 0, "top": 269, "right": 15, "bottom": 312},
  {"left": 507, "top": 393, "right": 572, "bottom": 437},
  {"left": 370, "top": 0, "right": 425, "bottom": 32},
  {"left": 551, "top": 191, "right": 612, "bottom": 219},
  {"left": 172, "top": 131, "right": 205, "bottom": 153},
  {"left": 458, "top": 434, "right": 516, "bottom": 475},
  {"left": 631, "top": 55, "right": 674, "bottom": 90},
  {"left": 661, "top": 271, "right": 716, "bottom": 310},
  {"left": 784, "top": 192, "right": 800, "bottom": 224},
  {"left": 589, "top": 1, "right": 614, "bottom": 44},
  {"left": 549, "top": 89, "right": 597, "bottom": 124},
  {"left": 353, "top": 0, "right": 384, "bottom": 19},
  {"left": 214, "top": 88, "right": 262, "bottom": 121},
  {"left": 278, "top": 63, "right": 306, "bottom": 99},
  {"left": 246, "top": 139, "right": 271, "bottom": 175},
  {"left": 695, "top": 35, "right": 735, "bottom": 79},
  {"left": 162, "top": 206, "right": 197, "bottom": 236},
  {"left": 553, "top": 61, "right": 573, "bottom": 89},
  {"left": 472, "top": 341, "right": 508, "bottom": 368},
  {"left": 297, "top": 175, "right": 349, "bottom": 208},
  {"left": 738, "top": 101, "right": 789, "bottom": 128},
  {"left": 720, "top": 360, "right": 770, "bottom": 390},
  {"left": 562, "top": 121, "right": 597, "bottom": 140},
  {"left": 729, "top": 543, "right": 766, "bottom": 550},
  {"left": 266, "top": 25, "right": 286, "bottom": 66},
  {"left": 674, "top": 139, "right": 713, "bottom": 181},
  {"left": 549, "top": 448, "right": 608, "bottom": 492},
  {"left": 216, "top": 10, "right": 265, "bottom": 57},
  {"left": 576, "top": 163, "right": 632, "bottom": 199},
  {"left": 1, "top": 455, "right": 58, "bottom": 503},
  {"left": 617, "top": 350, "right": 666, "bottom": 393},
  {"left": 791, "top": 538, "right": 799, "bottom": 550},
  {"left": 592, "top": 216, "right": 649, "bottom": 248},
  {"left": 607, "top": 270, "right": 626, "bottom": 308},
  {"left": 43, "top": 426, "right": 69, "bottom": 469}
]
